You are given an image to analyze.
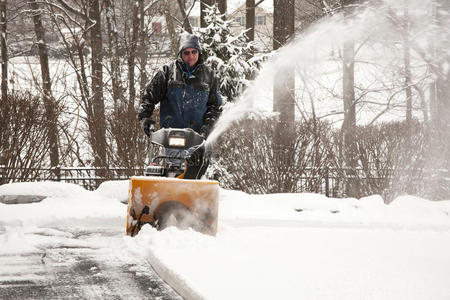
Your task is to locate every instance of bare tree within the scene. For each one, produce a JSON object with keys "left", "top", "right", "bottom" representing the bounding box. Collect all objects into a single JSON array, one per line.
[
  {"left": 213, "top": 118, "right": 333, "bottom": 194},
  {"left": 48, "top": 0, "right": 107, "bottom": 171},
  {"left": 403, "top": 5, "right": 412, "bottom": 126},
  {"left": 217, "top": 0, "right": 227, "bottom": 15},
  {"left": 0, "top": 0, "right": 6, "bottom": 104},
  {"left": 104, "top": 0, "right": 123, "bottom": 107},
  {"left": 0, "top": 0, "right": 8, "bottom": 183},
  {"left": 340, "top": 0, "right": 359, "bottom": 196},
  {"left": 295, "top": 0, "right": 327, "bottom": 32},
  {"left": 29, "top": 0, "right": 60, "bottom": 177},
  {"left": 164, "top": 0, "right": 179, "bottom": 58},
  {"left": 1, "top": 92, "right": 50, "bottom": 183},
  {"left": 139, "top": 0, "right": 149, "bottom": 93},
  {"left": 176, "top": 0, "right": 193, "bottom": 34},
  {"left": 272, "top": 0, "right": 295, "bottom": 192},
  {"left": 129, "top": 0, "right": 139, "bottom": 109},
  {"left": 89, "top": 0, "right": 107, "bottom": 171},
  {"left": 426, "top": 0, "right": 450, "bottom": 199},
  {"left": 246, "top": 0, "right": 255, "bottom": 42},
  {"left": 434, "top": 0, "right": 450, "bottom": 129},
  {"left": 273, "top": 0, "right": 295, "bottom": 126}
]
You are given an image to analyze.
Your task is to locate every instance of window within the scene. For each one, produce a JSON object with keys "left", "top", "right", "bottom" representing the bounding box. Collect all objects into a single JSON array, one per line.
[
  {"left": 189, "top": 17, "right": 198, "bottom": 28},
  {"left": 256, "top": 15, "right": 266, "bottom": 26},
  {"left": 152, "top": 22, "right": 162, "bottom": 33},
  {"left": 234, "top": 16, "right": 244, "bottom": 26}
]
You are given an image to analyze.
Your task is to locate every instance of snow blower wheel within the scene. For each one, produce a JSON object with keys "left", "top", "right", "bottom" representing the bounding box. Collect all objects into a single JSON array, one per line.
[{"left": 154, "top": 201, "right": 199, "bottom": 231}]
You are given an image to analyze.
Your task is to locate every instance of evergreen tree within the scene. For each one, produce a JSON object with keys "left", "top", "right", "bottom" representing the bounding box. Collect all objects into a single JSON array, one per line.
[{"left": 196, "top": 4, "right": 265, "bottom": 102}]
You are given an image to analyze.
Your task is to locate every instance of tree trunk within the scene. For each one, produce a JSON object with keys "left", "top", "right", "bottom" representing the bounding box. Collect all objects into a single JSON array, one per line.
[
  {"left": 428, "top": 2, "right": 438, "bottom": 123},
  {"left": 272, "top": 0, "right": 295, "bottom": 193},
  {"left": 217, "top": 0, "right": 227, "bottom": 15},
  {"left": 0, "top": 0, "right": 8, "bottom": 184},
  {"left": 89, "top": 0, "right": 107, "bottom": 172},
  {"left": 246, "top": 0, "right": 255, "bottom": 42},
  {"left": 421, "top": 0, "right": 450, "bottom": 199},
  {"left": 129, "top": 1, "right": 139, "bottom": 110},
  {"left": 0, "top": 0, "right": 6, "bottom": 105},
  {"left": 435, "top": 0, "right": 450, "bottom": 129},
  {"left": 139, "top": 0, "right": 148, "bottom": 98},
  {"left": 164, "top": 2, "right": 178, "bottom": 58},
  {"left": 29, "top": 0, "right": 60, "bottom": 177},
  {"left": 177, "top": 0, "right": 193, "bottom": 34},
  {"left": 341, "top": 0, "right": 358, "bottom": 197},
  {"left": 104, "top": 0, "right": 123, "bottom": 108},
  {"left": 273, "top": 0, "right": 295, "bottom": 125},
  {"left": 403, "top": 6, "right": 412, "bottom": 126}
]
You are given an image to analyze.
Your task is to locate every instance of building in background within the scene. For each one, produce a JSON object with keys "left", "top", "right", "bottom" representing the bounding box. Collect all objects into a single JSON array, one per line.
[
  {"left": 228, "top": 3, "right": 273, "bottom": 52},
  {"left": 187, "top": 0, "right": 273, "bottom": 52}
]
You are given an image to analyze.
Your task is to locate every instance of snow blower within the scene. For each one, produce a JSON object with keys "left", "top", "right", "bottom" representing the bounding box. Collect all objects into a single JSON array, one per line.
[{"left": 126, "top": 128, "right": 219, "bottom": 237}]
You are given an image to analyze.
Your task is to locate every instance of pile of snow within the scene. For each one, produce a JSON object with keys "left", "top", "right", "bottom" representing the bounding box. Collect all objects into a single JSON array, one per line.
[
  {"left": 0, "top": 181, "right": 88, "bottom": 198},
  {"left": 0, "top": 181, "right": 126, "bottom": 227},
  {"left": 94, "top": 180, "right": 130, "bottom": 203},
  {"left": 219, "top": 190, "right": 450, "bottom": 230}
]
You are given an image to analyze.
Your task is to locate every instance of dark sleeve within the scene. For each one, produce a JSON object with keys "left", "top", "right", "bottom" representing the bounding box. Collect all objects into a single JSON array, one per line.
[
  {"left": 201, "top": 72, "right": 222, "bottom": 134},
  {"left": 138, "top": 66, "right": 169, "bottom": 121}
]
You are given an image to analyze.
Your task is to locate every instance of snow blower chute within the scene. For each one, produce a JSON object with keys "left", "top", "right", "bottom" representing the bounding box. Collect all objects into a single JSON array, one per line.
[{"left": 126, "top": 128, "right": 219, "bottom": 236}]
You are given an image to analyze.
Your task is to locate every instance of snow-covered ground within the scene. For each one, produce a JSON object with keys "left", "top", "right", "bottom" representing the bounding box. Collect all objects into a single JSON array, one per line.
[{"left": 1, "top": 181, "right": 450, "bottom": 299}]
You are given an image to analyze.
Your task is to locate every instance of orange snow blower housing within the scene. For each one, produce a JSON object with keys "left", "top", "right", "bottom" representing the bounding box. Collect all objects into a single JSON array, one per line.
[{"left": 126, "top": 128, "right": 219, "bottom": 237}]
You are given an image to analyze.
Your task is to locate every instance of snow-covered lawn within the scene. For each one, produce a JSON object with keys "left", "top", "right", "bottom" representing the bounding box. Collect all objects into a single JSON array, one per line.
[{"left": 1, "top": 181, "right": 450, "bottom": 299}]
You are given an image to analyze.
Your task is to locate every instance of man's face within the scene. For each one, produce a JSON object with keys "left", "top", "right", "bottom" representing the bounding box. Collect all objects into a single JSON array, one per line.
[{"left": 181, "top": 47, "right": 199, "bottom": 68}]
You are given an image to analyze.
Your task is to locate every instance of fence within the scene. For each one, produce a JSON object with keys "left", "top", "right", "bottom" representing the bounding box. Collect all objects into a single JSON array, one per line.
[
  {"left": 0, "top": 165, "right": 393, "bottom": 198},
  {"left": 0, "top": 166, "right": 144, "bottom": 190},
  {"left": 296, "top": 167, "right": 393, "bottom": 198}
]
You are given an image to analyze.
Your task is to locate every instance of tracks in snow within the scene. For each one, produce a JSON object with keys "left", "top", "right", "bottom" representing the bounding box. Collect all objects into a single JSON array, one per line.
[{"left": 0, "top": 226, "right": 181, "bottom": 300}]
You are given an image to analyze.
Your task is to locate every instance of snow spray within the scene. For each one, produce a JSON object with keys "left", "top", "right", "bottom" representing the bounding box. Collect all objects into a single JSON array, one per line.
[
  {"left": 205, "top": 0, "right": 442, "bottom": 148},
  {"left": 204, "top": 0, "right": 449, "bottom": 199}
]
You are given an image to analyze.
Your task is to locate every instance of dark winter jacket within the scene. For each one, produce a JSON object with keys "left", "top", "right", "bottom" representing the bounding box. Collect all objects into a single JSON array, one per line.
[{"left": 138, "top": 49, "right": 222, "bottom": 136}]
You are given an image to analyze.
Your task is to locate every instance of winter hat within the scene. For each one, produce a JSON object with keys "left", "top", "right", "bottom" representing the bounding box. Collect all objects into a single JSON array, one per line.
[{"left": 179, "top": 33, "right": 201, "bottom": 54}]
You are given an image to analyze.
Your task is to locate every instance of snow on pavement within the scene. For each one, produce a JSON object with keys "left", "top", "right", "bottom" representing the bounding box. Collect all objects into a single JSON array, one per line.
[{"left": 1, "top": 181, "right": 450, "bottom": 299}]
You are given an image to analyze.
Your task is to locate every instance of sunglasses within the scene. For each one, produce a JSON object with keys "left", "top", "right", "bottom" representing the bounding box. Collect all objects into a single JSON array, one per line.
[{"left": 182, "top": 49, "right": 198, "bottom": 56}]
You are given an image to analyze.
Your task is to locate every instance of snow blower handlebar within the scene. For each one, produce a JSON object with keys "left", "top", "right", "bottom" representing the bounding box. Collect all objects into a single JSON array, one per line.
[{"left": 150, "top": 128, "right": 205, "bottom": 150}]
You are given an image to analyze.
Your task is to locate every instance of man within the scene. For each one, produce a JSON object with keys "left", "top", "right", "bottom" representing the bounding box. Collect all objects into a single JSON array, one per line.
[{"left": 138, "top": 33, "right": 222, "bottom": 179}]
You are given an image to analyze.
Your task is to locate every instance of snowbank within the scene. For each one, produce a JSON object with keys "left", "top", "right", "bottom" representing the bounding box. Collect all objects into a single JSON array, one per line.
[
  {"left": 94, "top": 180, "right": 130, "bottom": 203},
  {"left": 0, "top": 181, "right": 88, "bottom": 198},
  {"left": 0, "top": 181, "right": 125, "bottom": 227},
  {"left": 219, "top": 190, "right": 450, "bottom": 230}
]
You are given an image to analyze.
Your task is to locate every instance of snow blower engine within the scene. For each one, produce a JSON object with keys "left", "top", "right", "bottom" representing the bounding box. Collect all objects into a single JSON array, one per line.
[{"left": 126, "top": 128, "right": 219, "bottom": 237}]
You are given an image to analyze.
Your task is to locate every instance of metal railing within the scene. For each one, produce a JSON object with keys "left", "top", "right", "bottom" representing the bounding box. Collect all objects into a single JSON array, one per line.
[
  {"left": 0, "top": 166, "right": 144, "bottom": 190},
  {"left": 295, "top": 167, "right": 393, "bottom": 198},
  {"left": 0, "top": 165, "right": 393, "bottom": 197}
]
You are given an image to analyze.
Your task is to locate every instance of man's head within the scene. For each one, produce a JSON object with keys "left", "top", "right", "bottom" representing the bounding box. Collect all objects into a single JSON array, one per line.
[{"left": 179, "top": 33, "right": 201, "bottom": 68}]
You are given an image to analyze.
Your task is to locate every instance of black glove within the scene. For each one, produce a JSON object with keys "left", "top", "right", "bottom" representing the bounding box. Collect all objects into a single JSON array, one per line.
[
  {"left": 185, "top": 142, "right": 211, "bottom": 179},
  {"left": 198, "top": 125, "right": 210, "bottom": 139},
  {"left": 187, "top": 143, "right": 206, "bottom": 167},
  {"left": 141, "top": 118, "right": 155, "bottom": 136}
]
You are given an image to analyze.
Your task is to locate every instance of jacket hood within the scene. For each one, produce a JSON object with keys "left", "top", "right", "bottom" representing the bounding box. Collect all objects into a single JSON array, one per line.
[
  {"left": 178, "top": 33, "right": 201, "bottom": 54},
  {"left": 177, "top": 33, "right": 204, "bottom": 67}
]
